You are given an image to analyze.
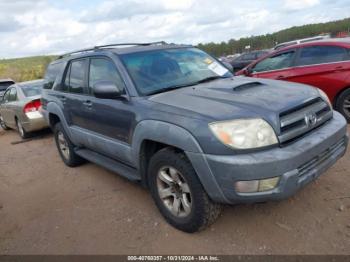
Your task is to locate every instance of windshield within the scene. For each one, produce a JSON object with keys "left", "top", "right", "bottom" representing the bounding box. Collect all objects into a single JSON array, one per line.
[
  {"left": 120, "top": 47, "right": 232, "bottom": 95},
  {"left": 21, "top": 83, "right": 43, "bottom": 97}
]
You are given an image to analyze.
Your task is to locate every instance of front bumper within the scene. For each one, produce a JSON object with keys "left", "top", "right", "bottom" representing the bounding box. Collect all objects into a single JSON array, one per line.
[{"left": 187, "top": 111, "right": 348, "bottom": 204}]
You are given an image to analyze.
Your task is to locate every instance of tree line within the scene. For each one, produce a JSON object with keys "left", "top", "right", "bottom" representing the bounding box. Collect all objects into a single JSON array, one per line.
[{"left": 197, "top": 17, "right": 350, "bottom": 57}]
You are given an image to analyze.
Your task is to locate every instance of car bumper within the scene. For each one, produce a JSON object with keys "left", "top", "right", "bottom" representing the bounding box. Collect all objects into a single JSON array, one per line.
[
  {"left": 22, "top": 112, "right": 48, "bottom": 132},
  {"left": 187, "top": 111, "right": 348, "bottom": 204}
]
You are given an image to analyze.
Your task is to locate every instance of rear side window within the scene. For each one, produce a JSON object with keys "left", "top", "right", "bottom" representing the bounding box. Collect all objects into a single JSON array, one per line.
[
  {"left": 297, "top": 45, "right": 348, "bottom": 66},
  {"left": 88, "top": 58, "right": 125, "bottom": 93},
  {"left": 64, "top": 59, "right": 87, "bottom": 94},
  {"left": 252, "top": 51, "right": 295, "bottom": 73},
  {"left": 44, "top": 62, "right": 63, "bottom": 89}
]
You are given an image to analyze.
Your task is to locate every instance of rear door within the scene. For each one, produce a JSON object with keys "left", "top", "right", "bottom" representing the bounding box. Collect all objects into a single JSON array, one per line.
[
  {"left": 62, "top": 58, "right": 89, "bottom": 128},
  {"left": 288, "top": 45, "right": 350, "bottom": 101},
  {"left": 3, "top": 87, "right": 18, "bottom": 127},
  {"left": 250, "top": 49, "right": 297, "bottom": 80}
]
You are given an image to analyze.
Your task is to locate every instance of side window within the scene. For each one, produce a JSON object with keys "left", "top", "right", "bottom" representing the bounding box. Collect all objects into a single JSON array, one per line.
[
  {"left": 297, "top": 46, "right": 348, "bottom": 66},
  {"left": 2, "top": 89, "right": 11, "bottom": 103},
  {"left": 9, "top": 88, "right": 17, "bottom": 101},
  {"left": 252, "top": 51, "right": 295, "bottom": 73},
  {"left": 64, "top": 60, "right": 87, "bottom": 94},
  {"left": 88, "top": 58, "right": 125, "bottom": 94},
  {"left": 242, "top": 53, "right": 255, "bottom": 60},
  {"left": 44, "top": 62, "right": 63, "bottom": 89}
]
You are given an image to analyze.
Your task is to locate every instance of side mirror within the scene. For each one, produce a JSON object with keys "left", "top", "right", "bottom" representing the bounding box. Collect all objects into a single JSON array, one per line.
[
  {"left": 93, "top": 81, "right": 123, "bottom": 99},
  {"left": 222, "top": 61, "right": 234, "bottom": 72},
  {"left": 243, "top": 67, "right": 252, "bottom": 76}
]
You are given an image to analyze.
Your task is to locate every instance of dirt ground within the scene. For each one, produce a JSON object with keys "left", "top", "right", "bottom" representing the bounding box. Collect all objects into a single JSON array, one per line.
[{"left": 0, "top": 127, "right": 349, "bottom": 255}]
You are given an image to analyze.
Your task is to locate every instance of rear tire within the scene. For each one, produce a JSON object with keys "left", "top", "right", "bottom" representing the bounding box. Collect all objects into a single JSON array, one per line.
[
  {"left": 148, "top": 148, "right": 222, "bottom": 233},
  {"left": 0, "top": 115, "right": 10, "bottom": 130},
  {"left": 16, "top": 118, "right": 30, "bottom": 139},
  {"left": 54, "top": 122, "right": 84, "bottom": 167},
  {"left": 335, "top": 88, "right": 350, "bottom": 122}
]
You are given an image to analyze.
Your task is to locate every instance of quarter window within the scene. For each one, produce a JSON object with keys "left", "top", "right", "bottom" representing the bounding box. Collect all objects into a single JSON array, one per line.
[
  {"left": 88, "top": 58, "right": 125, "bottom": 93},
  {"left": 9, "top": 88, "right": 17, "bottom": 101},
  {"left": 297, "top": 46, "right": 348, "bottom": 66},
  {"left": 44, "top": 62, "right": 63, "bottom": 89},
  {"left": 252, "top": 51, "right": 295, "bottom": 73}
]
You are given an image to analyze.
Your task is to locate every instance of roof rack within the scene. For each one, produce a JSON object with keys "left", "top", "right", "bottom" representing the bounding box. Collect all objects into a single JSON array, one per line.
[{"left": 58, "top": 41, "right": 167, "bottom": 59}]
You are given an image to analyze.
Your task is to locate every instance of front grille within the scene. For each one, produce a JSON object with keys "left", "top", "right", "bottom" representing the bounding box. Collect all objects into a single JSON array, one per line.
[
  {"left": 279, "top": 98, "right": 332, "bottom": 144},
  {"left": 298, "top": 138, "right": 346, "bottom": 178}
]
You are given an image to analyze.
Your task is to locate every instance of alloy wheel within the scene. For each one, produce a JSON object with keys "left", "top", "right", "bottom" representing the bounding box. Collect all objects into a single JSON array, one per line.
[
  {"left": 57, "top": 131, "right": 70, "bottom": 160},
  {"left": 156, "top": 166, "right": 192, "bottom": 218},
  {"left": 343, "top": 95, "right": 350, "bottom": 118}
]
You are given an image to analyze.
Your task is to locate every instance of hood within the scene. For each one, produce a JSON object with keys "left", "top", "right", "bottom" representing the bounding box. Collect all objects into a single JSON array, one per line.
[{"left": 148, "top": 77, "right": 320, "bottom": 129}]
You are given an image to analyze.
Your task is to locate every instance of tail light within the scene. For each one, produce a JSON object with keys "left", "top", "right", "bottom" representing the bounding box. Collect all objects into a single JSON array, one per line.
[{"left": 23, "top": 99, "right": 42, "bottom": 114}]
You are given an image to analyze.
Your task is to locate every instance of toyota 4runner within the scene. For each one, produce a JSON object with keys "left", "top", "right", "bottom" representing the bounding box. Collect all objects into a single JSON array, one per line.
[{"left": 41, "top": 42, "right": 348, "bottom": 233}]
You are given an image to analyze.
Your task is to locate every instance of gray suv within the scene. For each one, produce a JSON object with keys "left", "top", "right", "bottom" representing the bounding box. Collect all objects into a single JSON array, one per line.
[{"left": 41, "top": 42, "right": 348, "bottom": 233}]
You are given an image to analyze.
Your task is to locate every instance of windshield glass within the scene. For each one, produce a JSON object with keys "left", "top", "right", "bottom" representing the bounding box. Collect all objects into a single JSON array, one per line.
[
  {"left": 21, "top": 83, "right": 43, "bottom": 97},
  {"left": 120, "top": 47, "right": 232, "bottom": 95}
]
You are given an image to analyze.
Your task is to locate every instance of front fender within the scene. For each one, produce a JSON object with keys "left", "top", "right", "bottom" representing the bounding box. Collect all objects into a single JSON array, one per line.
[{"left": 131, "top": 120, "right": 228, "bottom": 203}]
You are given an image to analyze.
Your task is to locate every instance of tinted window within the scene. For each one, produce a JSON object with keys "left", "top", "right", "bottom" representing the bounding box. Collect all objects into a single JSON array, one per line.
[
  {"left": 0, "top": 81, "right": 15, "bottom": 91},
  {"left": 9, "top": 88, "right": 17, "bottom": 101},
  {"left": 44, "top": 62, "right": 63, "bottom": 89},
  {"left": 242, "top": 53, "right": 255, "bottom": 60},
  {"left": 297, "top": 46, "right": 348, "bottom": 66},
  {"left": 252, "top": 51, "right": 295, "bottom": 73},
  {"left": 65, "top": 60, "right": 87, "bottom": 94},
  {"left": 89, "top": 58, "right": 125, "bottom": 93},
  {"left": 21, "top": 83, "right": 43, "bottom": 97}
]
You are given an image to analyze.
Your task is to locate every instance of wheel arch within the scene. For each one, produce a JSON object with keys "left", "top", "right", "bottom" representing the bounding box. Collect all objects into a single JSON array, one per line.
[{"left": 131, "top": 120, "right": 228, "bottom": 203}]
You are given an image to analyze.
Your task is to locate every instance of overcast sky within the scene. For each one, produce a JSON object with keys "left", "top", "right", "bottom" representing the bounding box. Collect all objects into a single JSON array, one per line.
[{"left": 0, "top": 0, "right": 349, "bottom": 58}]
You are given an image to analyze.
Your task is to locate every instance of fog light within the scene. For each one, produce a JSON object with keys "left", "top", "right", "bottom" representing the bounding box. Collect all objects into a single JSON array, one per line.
[
  {"left": 235, "top": 177, "right": 280, "bottom": 193},
  {"left": 235, "top": 180, "right": 259, "bottom": 193},
  {"left": 258, "top": 177, "right": 280, "bottom": 192}
]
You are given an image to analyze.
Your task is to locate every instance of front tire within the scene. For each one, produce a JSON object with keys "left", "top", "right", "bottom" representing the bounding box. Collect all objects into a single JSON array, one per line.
[
  {"left": 0, "top": 115, "right": 10, "bottom": 130},
  {"left": 148, "top": 148, "right": 222, "bottom": 233},
  {"left": 54, "top": 122, "right": 84, "bottom": 167},
  {"left": 335, "top": 88, "right": 350, "bottom": 122}
]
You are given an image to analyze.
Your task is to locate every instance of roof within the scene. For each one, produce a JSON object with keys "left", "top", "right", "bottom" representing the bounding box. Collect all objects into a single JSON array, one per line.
[
  {"left": 0, "top": 78, "right": 15, "bottom": 83},
  {"left": 56, "top": 42, "right": 193, "bottom": 61},
  {"left": 276, "top": 37, "right": 350, "bottom": 53}
]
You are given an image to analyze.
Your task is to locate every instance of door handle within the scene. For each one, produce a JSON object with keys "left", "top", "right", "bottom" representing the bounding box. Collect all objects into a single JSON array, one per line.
[
  {"left": 58, "top": 95, "right": 66, "bottom": 102},
  {"left": 83, "top": 100, "right": 93, "bottom": 108},
  {"left": 276, "top": 75, "right": 285, "bottom": 79},
  {"left": 335, "top": 66, "right": 344, "bottom": 71}
]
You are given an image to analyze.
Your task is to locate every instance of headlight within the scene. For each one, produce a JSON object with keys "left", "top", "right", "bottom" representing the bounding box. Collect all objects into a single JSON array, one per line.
[
  {"left": 317, "top": 89, "right": 332, "bottom": 108},
  {"left": 209, "top": 118, "right": 278, "bottom": 149}
]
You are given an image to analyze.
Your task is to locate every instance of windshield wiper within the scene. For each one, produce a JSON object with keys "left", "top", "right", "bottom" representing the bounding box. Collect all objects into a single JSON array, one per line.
[
  {"left": 147, "top": 76, "right": 228, "bottom": 96},
  {"left": 147, "top": 84, "right": 193, "bottom": 96},
  {"left": 195, "top": 75, "right": 227, "bottom": 84}
]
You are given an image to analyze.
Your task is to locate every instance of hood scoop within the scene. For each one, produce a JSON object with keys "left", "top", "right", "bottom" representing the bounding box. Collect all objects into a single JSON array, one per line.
[{"left": 233, "top": 81, "right": 264, "bottom": 91}]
